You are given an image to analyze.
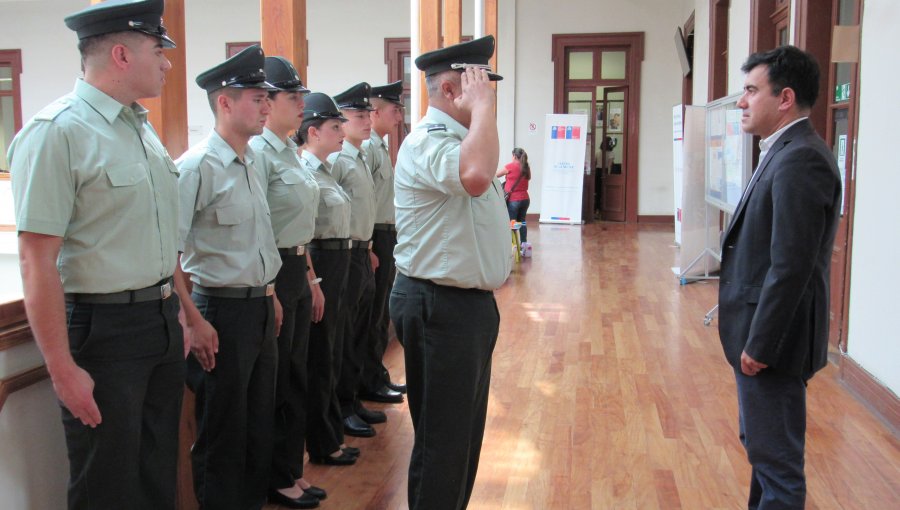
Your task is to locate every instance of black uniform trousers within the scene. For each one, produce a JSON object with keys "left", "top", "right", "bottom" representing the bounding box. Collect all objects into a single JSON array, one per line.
[
  {"left": 735, "top": 368, "right": 808, "bottom": 510},
  {"left": 63, "top": 295, "right": 184, "bottom": 510},
  {"left": 186, "top": 293, "right": 276, "bottom": 510},
  {"left": 338, "top": 246, "right": 376, "bottom": 417},
  {"left": 270, "top": 253, "right": 313, "bottom": 489},
  {"left": 360, "top": 227, "right": 397, "bottom": 393},
  {"left": 390, "top": 273, "right": 500, "bottom": 510},
  {"left": 305, "top": 245, "right": 350, "bottom": 457}
]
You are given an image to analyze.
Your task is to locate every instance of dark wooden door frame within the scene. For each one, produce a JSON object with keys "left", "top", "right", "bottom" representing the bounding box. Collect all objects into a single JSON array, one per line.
[{"left": 552, "top": 32, "right": 644, "bottom": 223}]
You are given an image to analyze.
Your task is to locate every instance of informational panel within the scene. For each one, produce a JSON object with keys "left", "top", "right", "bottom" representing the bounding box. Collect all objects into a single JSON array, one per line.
[
  {"left": 673, "top": 104, "right": 684, "bottom": 245},
  {"left": 705, "top": 93, "right": 753, "bottom": 215},
  {"left": 675, "top": 106, "right": 720, "bottom": 278},
  {"left": 539, "top": 113, "right": 587, "bottom": 224}
]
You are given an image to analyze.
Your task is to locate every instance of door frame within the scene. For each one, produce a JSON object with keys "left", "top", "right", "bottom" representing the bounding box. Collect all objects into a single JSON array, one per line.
[{"left": 552, "top": 32, "right": 644, "bottom": 223}]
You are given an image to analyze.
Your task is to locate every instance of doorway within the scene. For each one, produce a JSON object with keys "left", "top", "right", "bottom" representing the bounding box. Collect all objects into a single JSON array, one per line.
[{"left": 552, "top": 33, "right": 644, "bottom": 223}]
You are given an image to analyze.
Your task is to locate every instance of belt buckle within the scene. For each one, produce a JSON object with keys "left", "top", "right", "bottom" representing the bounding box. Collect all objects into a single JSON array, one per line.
[
  {"left": 368, "top": 240, "right": 373, "bottom": 250},
  {"left": 296, "top": 245, "right": 305, "bottom": 256},
  {"left": 265, "top": 283, "right": 275, "bottom": 297},
  {"left": 346, "top": 239, "right": 353, "bottom": 249},
  {"left": 160, "top": 282, "right": 173, "bottom": 300}
]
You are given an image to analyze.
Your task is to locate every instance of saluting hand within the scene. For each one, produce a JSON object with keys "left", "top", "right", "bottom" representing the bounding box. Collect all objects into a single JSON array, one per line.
[
  {"left": 453, "top": 66, "right": 495, "bottom": 116},
  {"left": 52, "top": 362, "right": 102, "bottom": 428}
]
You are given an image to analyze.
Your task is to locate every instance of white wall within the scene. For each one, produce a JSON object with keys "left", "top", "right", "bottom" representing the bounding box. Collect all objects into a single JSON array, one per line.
[
  {"left": 0, "top": 0, "right": 82, "bottom": 120},
  {"left": 727, "top": 0, "right": 751, "bottom": 96},
  {"left": 845, "top": 0, "right": 900, "bottom": 394},
  {"left": 515, "top": 0, "right": 684, "bottom": 216}
]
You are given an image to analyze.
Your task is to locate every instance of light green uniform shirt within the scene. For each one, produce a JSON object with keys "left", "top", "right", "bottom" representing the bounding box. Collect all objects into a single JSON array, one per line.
[
  {"left": 8, "top": 79, "right": 179, "bottom": 293},
  {"left": 328, "top": 142, "right": 376, "bottom": 241},
  {"left": 394, "top": 107, "right": 512, "bottom": 290},
  {"left": 363, "top": 131, "right": 395, "bottom": 224},
  {"left": 250, "top": 128, "right": 320, "bottom": 248},
  {"left": 177, "top": 130, "right": 281, "bottom": 287},
  {"left": 301, "top": 150, "right": 351, "bottom": 239}
]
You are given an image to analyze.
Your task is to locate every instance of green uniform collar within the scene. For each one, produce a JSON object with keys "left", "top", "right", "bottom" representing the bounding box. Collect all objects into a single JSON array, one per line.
[
  {"left": 74, "top": 78, "right": 148, "bottom": 126},
  {"left": 209, "top": 129, "right": 253, "bottom": 167},
  {"left": 261, "top": 126, "right": 296, "bottom": 154}
]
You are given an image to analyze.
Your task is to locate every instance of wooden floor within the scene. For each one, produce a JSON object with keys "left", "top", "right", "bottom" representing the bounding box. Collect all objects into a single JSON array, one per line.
[{"left": 270, "top": 222, "right": 900, "bottom": 510}]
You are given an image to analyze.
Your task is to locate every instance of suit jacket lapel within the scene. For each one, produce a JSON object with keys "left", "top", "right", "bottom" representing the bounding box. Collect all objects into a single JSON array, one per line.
[{"left": 722, "top": 120, "right": 811, "bottom": 242}]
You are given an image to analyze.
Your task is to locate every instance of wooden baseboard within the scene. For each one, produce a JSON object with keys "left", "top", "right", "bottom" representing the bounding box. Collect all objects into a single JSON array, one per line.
[
  {"left": 840, "top": 355, "right": 899, "bottom": 434},
  {"left": 638, "top": 215, "right": 674, "bottom": 224}
]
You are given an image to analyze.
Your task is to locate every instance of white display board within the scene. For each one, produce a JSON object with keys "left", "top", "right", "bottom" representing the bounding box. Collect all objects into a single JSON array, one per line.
[
  {"left": 705, "top": 93, "right": 753, "bottom": 215},
  {"left": 673, "top": 104, "right": 684, "bottom": 245},
  {"left": 539, "top": 113, "right": 587, "bottom": 224}
]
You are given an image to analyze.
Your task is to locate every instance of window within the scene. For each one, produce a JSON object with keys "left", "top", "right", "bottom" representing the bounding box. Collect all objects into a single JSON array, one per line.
[{"left": 0, "top": 49, "right": 23, "bottom": 178}]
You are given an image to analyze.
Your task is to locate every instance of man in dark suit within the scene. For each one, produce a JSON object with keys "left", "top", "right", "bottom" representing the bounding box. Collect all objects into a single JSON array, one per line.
[{"left": 718, "top": 45, "right": 842, "bottom": 509}]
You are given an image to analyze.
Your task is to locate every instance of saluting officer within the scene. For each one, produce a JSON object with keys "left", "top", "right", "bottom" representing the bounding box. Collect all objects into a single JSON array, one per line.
[
  {"left": 248, "top": 56, "right": 326, "bottom": 510},
  {"left": 299, "top": 93, "right": 360, "bottom": 467},
  {"left": 9, "top": 1, "right": 187, "bottom": 508},
  {"left": 176, "top": 45, "right": 282, "bottom": 510},
  {"left": 330, "top": 82, "right": 392, "bottom": 439},
  {"left": 360, "top": 80, "right": 408, "bottom": 402},
  {"left": 390, "top": 36, "right": 512, "bottom": 510}
]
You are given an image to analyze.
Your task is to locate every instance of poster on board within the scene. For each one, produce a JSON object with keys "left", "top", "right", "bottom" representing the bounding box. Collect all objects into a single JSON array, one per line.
[{"left": 539, "top": 113, "right": 587, "bottom": 224}]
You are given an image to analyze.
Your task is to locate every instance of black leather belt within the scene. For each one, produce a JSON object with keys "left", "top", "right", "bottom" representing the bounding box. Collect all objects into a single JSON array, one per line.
[
  {"left": 399, "top": 273, "right": 493, "bottom": 295},
  {"left": 309, "top": 238, "right": 352, "bottom": 250},
  {"left": 351, "top": 239, "right": 373, "bottom": 250},
  {"left": 193, "top": 283, "right": 275, "bottom": 299},
  {"left": 278, "top": 245, "right": 307, "bottom": 256},
  {"left": 373, "top": 223, "right": 396, "bottom": 232},
  {"left": 65, "top": 277, "right": 174, "bottom": 304}
]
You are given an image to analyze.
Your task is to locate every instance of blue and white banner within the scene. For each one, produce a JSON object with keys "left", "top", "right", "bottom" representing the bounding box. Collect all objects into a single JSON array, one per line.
[{"left": 539, "top": 114, "right": 587, "bottom": 224}]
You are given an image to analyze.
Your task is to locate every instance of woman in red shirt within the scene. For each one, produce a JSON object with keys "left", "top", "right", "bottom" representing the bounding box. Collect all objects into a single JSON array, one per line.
[{"left": 497, "top": 147, "right": 531, "bottom": 247}]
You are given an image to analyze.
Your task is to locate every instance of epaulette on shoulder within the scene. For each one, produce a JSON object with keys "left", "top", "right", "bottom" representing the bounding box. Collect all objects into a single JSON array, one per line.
[
  {"left": 427, "top": 123, "right": 447, "bottom": 133},
  {"left": 34, "top": 99, "right": 72, "bottom": 122},
  {"left": 176, "top": 149, "right": 206, "bottom": 172}
]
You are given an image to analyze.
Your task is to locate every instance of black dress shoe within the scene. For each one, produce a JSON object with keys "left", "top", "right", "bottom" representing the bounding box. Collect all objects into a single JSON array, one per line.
[
  {"left": 342, "top": 446, "right": 360, "bottom": 457},
  {"left": 268, "top": 489, "right": 320, "bottom": 509},
  {"left": 302, "top": 485, "right": 327, "bottom": 500},
  {"left": 355, "top": 404, "right": 386, "bottom": 424},
  {"left": 343, "top": 414, "right": 376, "bottom": 437},
  {"left": 360, "top": 385, "right": 404, "bottom": 404},
  {"left": 309, "top": 451, "right": 357, "bottom": 466},
  {"left": 386, "top": 381, "right": 407, "bottom": 394}
]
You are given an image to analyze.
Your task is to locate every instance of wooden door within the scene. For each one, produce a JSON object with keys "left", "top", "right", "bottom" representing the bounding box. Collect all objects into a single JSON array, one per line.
[
  {"left": 601, "top": 87, "right": 627, "bottom": 222},
  {"left": 824, "top": 0, "right": 861, "bottom": 354},
  {"left": 564, "top": 88, "right": 597, "bottom": 222}
]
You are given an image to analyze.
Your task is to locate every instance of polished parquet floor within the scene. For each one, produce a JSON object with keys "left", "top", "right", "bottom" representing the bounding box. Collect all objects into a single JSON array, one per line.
[{"left": 273, "top": 222, "right": 900, "bottom": 510}]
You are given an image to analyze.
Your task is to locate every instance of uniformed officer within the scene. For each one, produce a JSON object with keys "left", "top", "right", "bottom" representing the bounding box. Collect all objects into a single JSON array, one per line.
[
  {"left": 249, "top": 56, "right": 325, "bottom": 510},
  {"left": 360, "top": 80, "right": 408, "bottom": 402},
  {"left": 8, "top": 1, "right": 186, "bottom": 508},
  {"left": 328, "top": 82, "right": 393, "bottom": 439},
  {"left": 177, "top": 45, "right": 282, "bottom": 510},
  {"left": 299, "top": 92, "right": 360, "bottom": 466},
  {"left": 390, "top": 35, "right": 512, "bottom": 510}
]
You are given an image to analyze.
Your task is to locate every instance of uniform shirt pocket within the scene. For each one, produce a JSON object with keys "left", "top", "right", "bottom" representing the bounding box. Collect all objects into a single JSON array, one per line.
[
  {"left": 215, "top": 202, "right": 253, "bottom": 225},
  {"left": 105, "top": 163, "right": 148, "bottom": 187},
  {"left": 321, "top": 188, "right": 345, "bottom": 207}
]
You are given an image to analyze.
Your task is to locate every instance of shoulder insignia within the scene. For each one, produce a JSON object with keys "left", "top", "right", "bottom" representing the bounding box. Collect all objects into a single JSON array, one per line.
[
  {"left": 427, "top": 123, "right": 447, "bottom": 133},
  {"left": 176, "top": 149, "right": 206, "bottom": 172},
  {"left": 34, "top": 99, "right": 72, "bottom": 122}
]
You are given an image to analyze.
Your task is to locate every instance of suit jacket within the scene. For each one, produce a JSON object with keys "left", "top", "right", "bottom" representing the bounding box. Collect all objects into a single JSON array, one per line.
[{"left": 718, "top": 119, "right": 842, "bottom": 380}]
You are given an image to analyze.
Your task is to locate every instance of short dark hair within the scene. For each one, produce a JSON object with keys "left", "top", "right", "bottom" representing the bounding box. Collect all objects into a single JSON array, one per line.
[
  {"left": 741, "top": 45, "right": 820, "bottom": 109},
  {"left": 207, "top": 87, "right": 244, "bottom": 116}
]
